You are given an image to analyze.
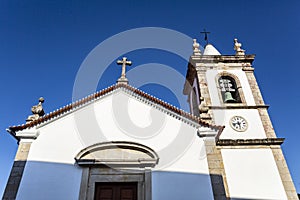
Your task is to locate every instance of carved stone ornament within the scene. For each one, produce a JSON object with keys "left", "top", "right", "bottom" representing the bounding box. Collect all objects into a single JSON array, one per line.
[
  {"left": 26, "top": 97, "right": 45, "bottom": 123},
  {"left": 199, "top": 97, "right": 211, "bottom": 120},
  {"left": 199, "top": 97, "right": 209, "bottom": 113},
  {"left": 234, "top": 38, "right": 245, "bottom": 56},
  {"left": 193, "top": 39, "right": 201, "bottom": 56}
]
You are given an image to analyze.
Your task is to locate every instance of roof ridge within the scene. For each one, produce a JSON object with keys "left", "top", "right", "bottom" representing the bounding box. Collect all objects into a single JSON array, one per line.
[{"left": 8, "top": 83, "right": 222, "bottom": 132}]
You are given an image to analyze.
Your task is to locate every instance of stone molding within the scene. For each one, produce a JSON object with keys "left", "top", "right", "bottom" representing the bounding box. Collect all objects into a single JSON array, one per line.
[
  {"left": 76, "top": 142, "right": 156, "bottom": 199},
  {"left": 209, "top": 105, "right": 269, "bottom": 109},
  {"left": 190, "top": 54, "right": 255, "bottom": 64},
  {"left": 242, "top": 66, "right": 255, "bottom": 71},
  {"left": 16, "top": 130, "right": 40, "bottom": 140},
  {"left": 197, "top": 127, "right": 219, "bottom": 138},
  {"left": 79, "top": 167, "right": 151, "bottom": 200},
  {"left": 75, "top": 141, "right": 159, "bottom": 168},
  {"left": 216, "top": 138, "right": 284, "bottom": 146}
]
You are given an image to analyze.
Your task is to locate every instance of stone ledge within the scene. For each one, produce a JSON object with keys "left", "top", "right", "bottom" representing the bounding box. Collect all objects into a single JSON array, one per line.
[
  {"left": 76, "top": 158, "right": 158, "bottom": 168},
  {"left": 190, "top": 54, "right": 255, "bottom": 64},
  {"left": 209, "top": 105, "right": 269, "bottom": 109},
  {"left": 216, "top": 138, "right": 285, "bottom": 146}
]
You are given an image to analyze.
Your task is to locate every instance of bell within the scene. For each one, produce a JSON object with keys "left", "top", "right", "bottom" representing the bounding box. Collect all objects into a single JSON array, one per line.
[{"left": 224, "top": 91, "right": 236, "bottom": 103}]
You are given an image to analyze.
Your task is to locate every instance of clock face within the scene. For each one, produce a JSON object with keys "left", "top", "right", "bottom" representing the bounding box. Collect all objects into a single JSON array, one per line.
[{"left": 230, "top": 116, "right": 248, "bottom": 132}]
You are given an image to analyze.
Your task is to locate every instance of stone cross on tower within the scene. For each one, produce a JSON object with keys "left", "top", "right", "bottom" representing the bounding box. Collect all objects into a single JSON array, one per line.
[
  {"left": 116, "top": 57, "right": 132, "bottom": 84},
  {"left": 200, "top": 29, "right": 210, "bottom": 45}
]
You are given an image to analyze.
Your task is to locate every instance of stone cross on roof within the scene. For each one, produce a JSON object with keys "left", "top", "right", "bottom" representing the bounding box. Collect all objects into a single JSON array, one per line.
[{"left": 116, "top": 57, "right": 132, "bottom": 84}]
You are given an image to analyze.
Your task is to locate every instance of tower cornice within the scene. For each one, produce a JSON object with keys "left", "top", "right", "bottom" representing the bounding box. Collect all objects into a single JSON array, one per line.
[
  {"left": 183, "top": 55, "right": 256, "bottom": 95},
  {"left": 190, "top": 54, "right": 255, "bottom": 64}
]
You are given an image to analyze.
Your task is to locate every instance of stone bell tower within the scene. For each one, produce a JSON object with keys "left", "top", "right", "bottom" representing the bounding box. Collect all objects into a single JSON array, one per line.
[{"left": 183, "top": 37, "right": 298, "bottom": 199}]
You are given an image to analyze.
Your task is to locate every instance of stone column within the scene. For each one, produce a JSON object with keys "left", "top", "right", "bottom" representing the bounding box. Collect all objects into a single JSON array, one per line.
[
  {"left": 204, "top": 139, "right": 229, "bottom": 200},
  {"left": 244, "top": 68, "right": 276, "bottom": 138},
  {"left": 243, "top": 68, "right": 264, "bottom": 105},
  {"left": 2, "top": 141, "right": 32, "bottom": 200},
  {"left": 197, "top": 68, "right": 214, "bottom": 124},
  {"left": 244, "top": 67, "right": 298, "bottom": 199},
  {"left": 271, "top": 146, "right": 298, "bottom": 200},
  {"left": 3, "top": 130, "right": 39, "bottom": 200}
]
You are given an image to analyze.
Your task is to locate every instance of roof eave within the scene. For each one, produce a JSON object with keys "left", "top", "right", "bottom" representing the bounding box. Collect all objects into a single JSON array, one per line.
[
  {"left": 8, "top": 83, "right": 224, "bottom": 133},
  {"left": 6, "top": 128, "right": 19, "bottom": 142}
]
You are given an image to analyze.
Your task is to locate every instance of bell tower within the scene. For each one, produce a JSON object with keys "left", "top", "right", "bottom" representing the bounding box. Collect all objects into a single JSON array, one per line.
[{"left": 183, "top": 38, "right": 298, "bottom": 199}]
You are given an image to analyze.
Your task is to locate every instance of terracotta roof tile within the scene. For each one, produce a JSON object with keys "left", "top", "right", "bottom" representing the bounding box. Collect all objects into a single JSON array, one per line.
[{"left": 8, "top": 83, "right": 223, "bottom": 133}]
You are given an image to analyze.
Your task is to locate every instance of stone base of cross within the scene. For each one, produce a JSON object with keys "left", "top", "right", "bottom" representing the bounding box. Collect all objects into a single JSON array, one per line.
[{"left": 117, "top": 77, "right": 129, "bottom": 84}]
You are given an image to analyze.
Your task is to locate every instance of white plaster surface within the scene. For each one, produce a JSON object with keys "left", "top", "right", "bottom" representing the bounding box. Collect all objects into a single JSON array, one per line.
[
  {"left": 152, "top": 171, "right": 213, "bottom": 200},
  {"left": 16, "top": 162, "right": 82, "bottom": 200},
  {"left": 213, "top": 109, "right": 267, "bottom": 139},
  {"left": 221, "top": 148, "right": 287, "bottom": 200},
  {"left": 203, "top": 44, "right": 221, "bottom": 55},
  {"left": 16, "top": 89, "right": 214, "bottom": 199}
]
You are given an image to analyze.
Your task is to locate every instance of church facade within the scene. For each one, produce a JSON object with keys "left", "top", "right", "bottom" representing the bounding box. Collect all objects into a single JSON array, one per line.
[{"left": 3, "top": 38, "right": 298, "bottom": 200}]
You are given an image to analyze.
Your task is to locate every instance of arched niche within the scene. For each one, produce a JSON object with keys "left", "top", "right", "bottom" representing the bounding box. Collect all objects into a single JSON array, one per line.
[{"left": 75, "top": 141, "right": 159, "bottom": 168}]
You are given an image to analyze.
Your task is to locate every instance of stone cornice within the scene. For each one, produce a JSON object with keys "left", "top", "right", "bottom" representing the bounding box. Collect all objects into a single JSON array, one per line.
[
  {"left": 242, "top": 67, "right": 255, "bottom": 71},
  {"left": 183, "top": 55, "right": 256, "bottom": 95},
  {"left": 12, "top": 129, "right": 40, "bottom": 141},
  {"left": 190, "top": 54, "right": 255, "bottom": 64},
  {"left": 216, "top": 138, "right": 285, "bottom": 146},
  {"left": 209, "top": 105, "right": 269, "bottom": 109},
  {"left": 76, "top": 159, "right": 158, "bottom": 168}
]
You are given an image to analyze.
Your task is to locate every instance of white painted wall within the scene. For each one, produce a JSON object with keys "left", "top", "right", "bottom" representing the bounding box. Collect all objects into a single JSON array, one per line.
[
  {"left": 202, "top": 68, "right": 267, "bottom": 139},
  {"left": 221, "top": 148, "right": 287, "bottom": 199},
  {"left": 16, "top": 161, "right": 82, "bottom": 200},
  {"left": 213, "top": 109, "right": 267, "bottom": 139},
  {"left": 152, "top": 171, "right": 213, "bottom": 200},
  {"left": 16, "top": 89, "right": 214, "bottom": 199}
]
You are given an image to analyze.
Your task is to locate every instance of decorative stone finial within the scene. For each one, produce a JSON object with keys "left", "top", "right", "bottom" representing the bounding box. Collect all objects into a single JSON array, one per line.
[
  {"left": 26, "top": 97, "right": 45, "bottom": 123},
  {"left": 116, "top": 57, "right": 132, "bottom": 84},
  {"left": 193, "top": 39, "right": 201, "bottom": 56},
  {"left": 234, "top": 38, "right": 245, "bottom": 55}
]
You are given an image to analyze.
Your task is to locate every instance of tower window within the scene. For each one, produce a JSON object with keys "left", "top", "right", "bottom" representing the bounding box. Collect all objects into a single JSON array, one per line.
[{"left": 218, "top": 76, "right": 241, "bottom": 103}]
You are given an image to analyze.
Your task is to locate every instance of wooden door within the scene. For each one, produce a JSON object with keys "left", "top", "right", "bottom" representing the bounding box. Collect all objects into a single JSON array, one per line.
[{"left": 94, "top": 182, "right": 137, "bottom": 200}]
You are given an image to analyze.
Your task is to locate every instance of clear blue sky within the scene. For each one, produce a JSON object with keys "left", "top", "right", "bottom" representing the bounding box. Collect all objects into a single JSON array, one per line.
[{"left": 1, "top": 0, "right": 299, "bottom": 196}]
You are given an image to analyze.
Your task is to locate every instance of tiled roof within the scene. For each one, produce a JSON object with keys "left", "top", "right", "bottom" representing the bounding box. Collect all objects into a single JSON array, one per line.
[{"left": 8, "top": 83, "right": 223, "bottom": 133}]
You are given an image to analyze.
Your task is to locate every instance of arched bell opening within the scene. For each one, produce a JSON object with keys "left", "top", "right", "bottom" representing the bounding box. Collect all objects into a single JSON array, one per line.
[
  {"left": 218, "top": 76, "right": 242, "bottom": 103},
  {"left": 215, "top": 72, "right": 246, "bottom": 105}
]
